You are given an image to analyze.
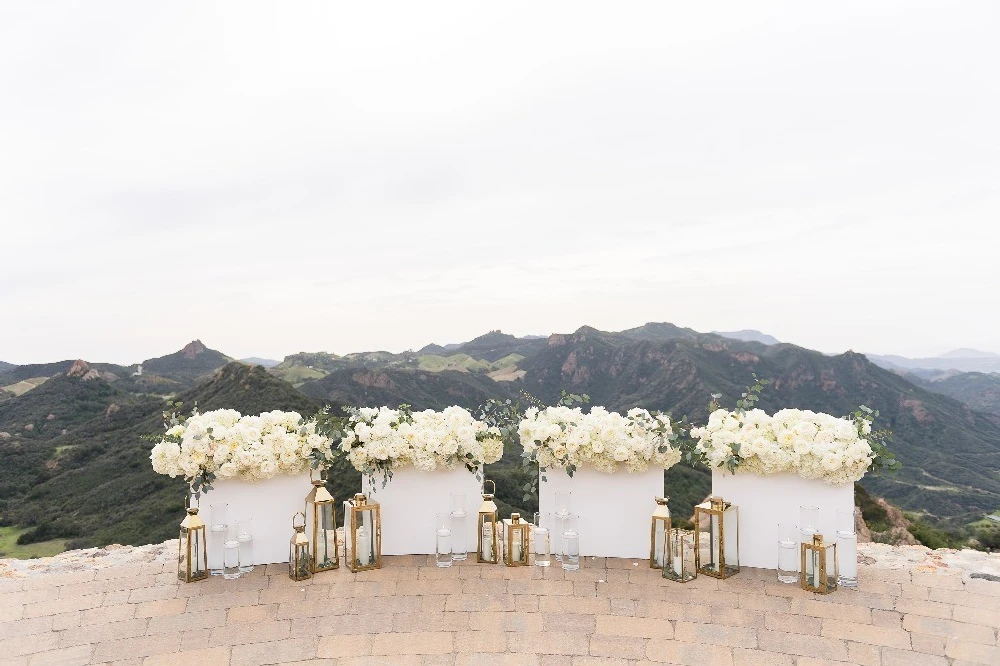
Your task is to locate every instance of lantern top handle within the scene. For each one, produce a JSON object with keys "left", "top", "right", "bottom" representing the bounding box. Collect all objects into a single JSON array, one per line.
[
  {"left": 185, "top": 491, "right": 200, "bottom": 514},
  {"left": 309, "top": 467, "right": 325, "bottom": 485},
  {"left": 292, "top": 511, "right": 306, "bottom": 530},
  {"left": 483, "top": 479, "right": 496, "bottom": 497}
]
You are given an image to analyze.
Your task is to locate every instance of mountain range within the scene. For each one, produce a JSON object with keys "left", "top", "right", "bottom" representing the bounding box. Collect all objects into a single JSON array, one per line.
[{"left": 3, "top": 323, "right": 1000, "bottom": 556}]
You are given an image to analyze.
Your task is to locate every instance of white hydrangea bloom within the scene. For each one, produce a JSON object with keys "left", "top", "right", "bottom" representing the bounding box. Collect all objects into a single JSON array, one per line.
[{"left": 690, "top": 408, "right": 875, "bottom": 485}]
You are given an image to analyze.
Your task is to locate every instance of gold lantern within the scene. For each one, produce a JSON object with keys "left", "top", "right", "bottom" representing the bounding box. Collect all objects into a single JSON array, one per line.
[
  {"left": 288, "top": 512, "right": 312, "bottom": 581},
  {"left": 345, "top": 493, "right": 381, "bottom": 572},
  {"left": 649, "top": 496, "right": 671, "bottom": 569},
  {"left": 694, "top": 495, "right": 739, "bottom": 579},
  {"left": 305, "top": 470, "right": 338, "bottom": 573},
  {"left": 662, "top": 528, "right": 697, "bottom": 583},
  {"left": 502, "top": 513, "right": 531, "bottom": 566},
  {"left": 801, "top": 533, "right": 838, "bottom": 594},
  {"left": 477, "top": 479, "right": 499, "bottom": 564},
  {"left": 178, "top": 493, "right": 208, "bottom": 583}
]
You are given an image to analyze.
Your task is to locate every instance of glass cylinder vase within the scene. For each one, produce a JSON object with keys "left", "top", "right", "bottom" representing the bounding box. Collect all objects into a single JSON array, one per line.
[
  {"left": 450, "top": 493, "right": 468, "bottom": 561},
  {"left": 533, "top": 512, "right": 551, "bottom": 567},
  {"left": 223, "top": 524, "right": 241, "bottom": 580},
  {"left": 777, "top": 523, "right": 799, "bottom": 584},
  {"left": 236, "top": 517, "right": 254, "bottom": 573},
  {"left": 435, "top": 512, "right": 453, "bottom": 568},
  {"left": 208, "top": 503, "right": 228, "bottom": 576},
  {"left": 560, "top": 513, "right": 580, "bottom": 571},
  {"left": 836, "top": 509, "right": 858, "bottom": 587}
]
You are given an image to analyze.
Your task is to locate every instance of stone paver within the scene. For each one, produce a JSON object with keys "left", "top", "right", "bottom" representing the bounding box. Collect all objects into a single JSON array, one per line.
[{"left": 1, "top": 542, "right": 998, "bottom": 665}]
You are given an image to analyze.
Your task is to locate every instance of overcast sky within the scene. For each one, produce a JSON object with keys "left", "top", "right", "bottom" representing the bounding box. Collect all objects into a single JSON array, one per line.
[{"left": 1, "top": 1, "right": 997, "bottom": 365}]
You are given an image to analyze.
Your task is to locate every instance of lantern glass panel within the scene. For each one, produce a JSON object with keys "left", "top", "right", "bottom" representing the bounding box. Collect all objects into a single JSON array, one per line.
[
  {"left": 477, "top": 480, "right": 499, "bottom": 564},
  {"left": 662, "top": 528, "right": 696, "bottom": 583},
  {"left": 695, "top": 497, "right": 739, "bottom": 579},
  {"left": 650, "top": 497, "right": 671, "bottom": 569},
  {"left": 306, "top": 479, "right": 338, "bottom": 573},
  {"left": 801, "top": 536, "right": 838, "bottom": 594},
  {"left": 345, "top": 494, "right": 381, "bottom": 572}
]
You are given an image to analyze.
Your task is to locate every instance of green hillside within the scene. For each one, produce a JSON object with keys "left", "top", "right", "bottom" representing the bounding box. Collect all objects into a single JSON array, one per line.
[
  {"left": 1, "top": 363, "right": 356, "bottom": 551},
  {"left": 912, "top": 372, "right": 1000, "bottom": 417}
]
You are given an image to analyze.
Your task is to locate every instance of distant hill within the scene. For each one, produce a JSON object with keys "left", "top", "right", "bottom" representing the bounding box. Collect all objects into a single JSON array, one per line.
[
  {"left": 867, "top": 351, "right": 1000, "bottom": 374},
  {"left": 620, "top": 322, "right": 702, "bottom": 343},
  {"left": 939, "top": 348, "right": 1000, "bottom": 359},
  {"left": 240, "top": 357, "right": 281, "bottom": 368},
  {"left": 0, "top": 361, "right": 14, "bottom": 373},
  {"left": 910, "top": 372, "right": 1000, "bottom": 417},
  {"left": 141, "top": 340, "right": 231, "bottom": 386},
  {"left": 713, "top": 329, "right": 781, "bottom": 345},
  {"left": 298, "top": 367, "right": 517, "bottom": 411}
]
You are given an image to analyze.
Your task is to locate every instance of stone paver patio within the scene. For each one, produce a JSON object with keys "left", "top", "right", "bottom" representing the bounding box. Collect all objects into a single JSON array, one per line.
[{"left": 2, "top": 546, "right": 999, "bottom": 666}]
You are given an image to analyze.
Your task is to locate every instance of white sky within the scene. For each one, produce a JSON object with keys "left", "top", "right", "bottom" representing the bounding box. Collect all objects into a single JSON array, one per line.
[{"left": 1, "top": 1, "right": 998, "bottom": 365}]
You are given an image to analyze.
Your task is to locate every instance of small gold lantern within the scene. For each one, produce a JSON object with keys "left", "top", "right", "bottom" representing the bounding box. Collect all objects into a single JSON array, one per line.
[
  {"left": 650, "top": 496, "right": 671, "bottom": 568},
  {"left": 694, "top": 495, "right": 739, "bottom": 579},
  {"left": 477, "top": 479, "right": 499, "bottom": 564},
  {"left": 801, "top": 533, "right": 838, "bottom": 594},
  {"left": 662, "top": 528, "right": 697, "bottom": 583},
  {"left": 345, "top": 493, "right": 381, "bottom": 572},
  {"left": 177, "top": 493, "right": 208, "bottom": 583},
  {"left": 305, "top": 470, "right": 338, "bottom": 573},
  {"left": 501, "top": 513, "right": 531, "bottom": 566},
  {"left": 288, "top": 512, "right": 312, "bottom": 581}
]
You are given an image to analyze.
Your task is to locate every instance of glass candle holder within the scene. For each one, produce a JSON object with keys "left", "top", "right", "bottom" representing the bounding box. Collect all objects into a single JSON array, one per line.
[
  {"left": 553, "top": 491, "right": 572, "bottom": 561},
  {"left": 799, "top": 506, "right": 820, "bottom": 581},
  {"left": 836, "top": 508, "right": 858, "bottom": 587},
  {"left": 223, "top": 523, "right": 241, "bottom": 580},
  {"left": 560, "top": 514, "right": 580, "bottom": 571},
  {"left": 208, "top": 503, "right": 228, "bottom": 576},
  {"left": 236, "top": 517, "right": 254, "bottom": 573},
  {"left": 436, "top": 512, "right": 453, "bottom": 568},
  {"left": 533, "top": 512, "right": 551, "bottom": 567},
  {"left": 451, "top": 493, "right": 468, "bottom": 561},
  {"left": 777, "top": 523, "right": 799, "bottom": 584}
]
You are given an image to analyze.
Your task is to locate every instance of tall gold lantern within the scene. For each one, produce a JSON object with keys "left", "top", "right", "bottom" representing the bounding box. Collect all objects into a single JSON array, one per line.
[
  {"left": 649, "top": 496, "right": 671, "bottom": 569},
  {"left": 345, "top": 493, "right": 381, "bottom": 572},
  {"left": 801, "top": 533, "right": 838, "bottom": 594},
  {"left": 288, "top": 512, "right": 312, "bottom": 581},
  {"left": 502, "top": 513, "right": 531, "bottom": 566},
  {"left": 177, "top": 493, "right": 208, "bottom": 583},
  {"left": 477, "top": 480, "right": 499, "bottom": 564},
  {"left": 694, "top": 495, "right": 739, "bottom": 579},
  {"left": 305, "top": 470, "right": 338, "bottom": 573}
]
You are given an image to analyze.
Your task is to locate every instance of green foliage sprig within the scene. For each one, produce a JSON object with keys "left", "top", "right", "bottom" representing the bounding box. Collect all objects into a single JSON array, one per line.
[{"left": 852, "top": 405, "right": 901, "bottom": 475}]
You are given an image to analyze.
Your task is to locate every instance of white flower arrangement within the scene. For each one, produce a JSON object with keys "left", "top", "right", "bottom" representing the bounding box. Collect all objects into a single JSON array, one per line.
[
  {"left": 518, "top": 405, "right": 682, "bottom": 475},
  {"left": 150, "top": 408, "right": 334, "bottom": 491},
  {"left": 689, "top": 407, "right": 876, "bottom": 485},
  {"left": 339, "top": 405, "right": 504, "bottom": 485}
]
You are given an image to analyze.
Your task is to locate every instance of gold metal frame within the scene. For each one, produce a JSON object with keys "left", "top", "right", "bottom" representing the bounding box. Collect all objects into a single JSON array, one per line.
[
  {"left": 305, "top": 469, "right": 339, "bottom": 573},
  {"left": 801, "top": 533, "right": 837, "bottom": 594},
  {"left": 289, "top": 511, "right": 312, "bottom": 581},
  {"left": 502, "top": 513, "right": 530, "bottom": 566},
  {"left": 347, "top": 493, "right": 382, "bottom": 573},
  {"left": 694, "top": 496, "right": 740, "bottom": 579},
  {"left": 178, "top": 493, "right": 208, "bottom": 583},
  {"left": 649, "top": 496, "right": 671, "bottom": 569},
  {"left": 477, "top": 480, "right": 499, "bottom": 564}
]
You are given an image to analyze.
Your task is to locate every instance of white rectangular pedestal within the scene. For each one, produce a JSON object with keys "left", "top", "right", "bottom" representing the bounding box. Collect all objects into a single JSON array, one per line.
[
  {"left": 205, "top": 473, "right": 311, "bottom": 565},
  {"left": 539, "top": 467, "right": 665, "bottom": 559},
  {"left": 711, "top": 470, "right": 854, "bottom": 570},
  {"left": 363, "top": 467, "right": 483, "bottom": 556}
]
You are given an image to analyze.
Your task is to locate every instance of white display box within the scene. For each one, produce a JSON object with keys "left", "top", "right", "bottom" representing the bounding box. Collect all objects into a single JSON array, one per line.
[
  {"left": 204, "top": 472, "right": 311, "bottom": 565},
  {"left": 363, "top": 467, "right": 483, "bottom": 556},
  {"left": 539, "top": 466, "right": 665, "bottom": 559},
  {"left": 711, "top": 470, "right": 854, "bottom": 570}
]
